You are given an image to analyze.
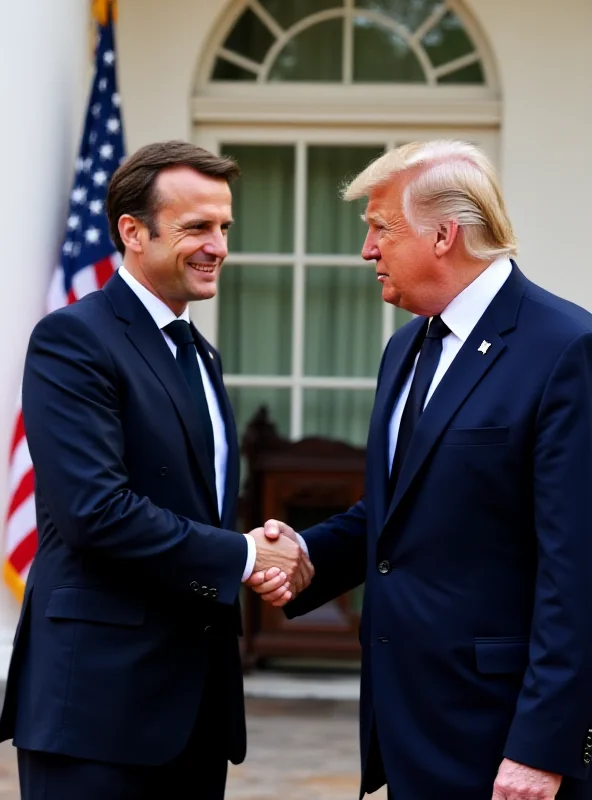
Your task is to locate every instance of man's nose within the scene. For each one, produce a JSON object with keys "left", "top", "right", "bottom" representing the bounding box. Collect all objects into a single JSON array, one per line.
[
  {"left": 362, "top": 232, "right": 380, "bottom": 262},
  {"left": 204, "top": 231, "right": 228, "bottom": 260}
]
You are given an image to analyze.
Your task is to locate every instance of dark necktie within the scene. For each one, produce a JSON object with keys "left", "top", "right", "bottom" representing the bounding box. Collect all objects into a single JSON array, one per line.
[
  {"left": 163, "top": 320, "right": 215, "bottom": 469},
  {"left": 388, "top": 315, "right": 450, "bottom": 497}
]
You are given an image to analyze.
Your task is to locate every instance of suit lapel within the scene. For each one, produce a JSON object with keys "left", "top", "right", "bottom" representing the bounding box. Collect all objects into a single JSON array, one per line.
[
  {"left": 103, "top": 274, "right": 219, "bottom": 519},
  {"left": 367, "top": 317, "right": 426, "bottom": 532},
  {"left": 382, "top": 263, "right": 527, "bottom": 529},
  {"left": 192, "top": 325, "right": 240, "bottom": 529}
]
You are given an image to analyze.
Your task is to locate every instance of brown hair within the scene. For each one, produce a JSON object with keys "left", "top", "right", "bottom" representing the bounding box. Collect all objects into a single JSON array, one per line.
[{"left": 106, "top": 140, "right": 240, "bottom": 255}]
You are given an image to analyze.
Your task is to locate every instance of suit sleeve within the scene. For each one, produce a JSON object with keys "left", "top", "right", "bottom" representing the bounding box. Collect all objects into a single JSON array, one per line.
[
  {"left": 285, "top": 498, "right": 367, "bottom": 618},
  {"left": 22, "top": 310, "right": 247, "bottom": 605},
  {"left": 503, "top": 330, "right": 592, "bottom": 778}
]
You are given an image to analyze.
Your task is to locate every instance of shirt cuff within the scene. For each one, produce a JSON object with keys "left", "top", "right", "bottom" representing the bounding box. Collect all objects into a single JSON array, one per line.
[
  {"left": 241, "top": 533, "right": 257, "bottom": 582},
  {"left": 296, "top": 532, "right": 309, "bottom": 558}
]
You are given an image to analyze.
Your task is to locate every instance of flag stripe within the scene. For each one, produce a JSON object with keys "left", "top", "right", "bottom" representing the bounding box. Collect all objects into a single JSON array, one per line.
[
  {"left": 7, "top": 469, "right": 34, "bottom": 519},
  {"left": 5, "top": 495, "right": 37, "bottom": 555},
  {"left": 9, "top": 411, "right": 25, "bottom": 457},
  {"left": 96, "top": 255, "right": 117, "bottom": 287},
  {"left": 9, "top": 530, "right": 38, "bottom": 575},
  {"left": 8, "top": 435, "right": 31, "bottom": 496}
]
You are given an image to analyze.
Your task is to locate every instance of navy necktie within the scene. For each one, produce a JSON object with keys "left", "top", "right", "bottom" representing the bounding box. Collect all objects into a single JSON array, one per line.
[
  {"left": 388, "top": 315, "right": 450, "bottom": 497},
  {"left": 163, "top": 320, "right": 215, "bottom": 469}
]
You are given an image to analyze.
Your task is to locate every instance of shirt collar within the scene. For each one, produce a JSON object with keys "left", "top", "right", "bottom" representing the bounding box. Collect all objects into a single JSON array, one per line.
[
  {"left": 118, "top": 265, "right": 190, "bottom": 327},
  {"left": 440, "top": 256, "right": 513, "bottom": 343}
]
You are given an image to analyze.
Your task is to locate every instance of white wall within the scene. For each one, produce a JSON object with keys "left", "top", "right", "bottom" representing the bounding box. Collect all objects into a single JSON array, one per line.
[
  {"left": 116, "top": 0, "right": 227, "bottom": 146},
  {"left": 468, "top": 0, "right": 592, "bottom": 305},
  {"left": 0, "top": 1, "right": 91, "bottom": 643}
]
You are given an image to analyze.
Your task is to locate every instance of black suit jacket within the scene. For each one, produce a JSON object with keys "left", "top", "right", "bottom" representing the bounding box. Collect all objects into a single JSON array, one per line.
[{"left": 0, "top": 272, "right": 248, "bottom": 766}]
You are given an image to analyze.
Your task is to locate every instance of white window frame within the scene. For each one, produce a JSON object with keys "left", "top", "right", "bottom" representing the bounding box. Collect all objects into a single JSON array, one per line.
[{"left": 193, "top": 0, "right": 501, "bottom": 128}]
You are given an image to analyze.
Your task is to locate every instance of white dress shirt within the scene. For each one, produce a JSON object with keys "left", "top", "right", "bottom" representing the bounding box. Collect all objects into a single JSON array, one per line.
[
  {"left": 388, "top": 256, "right": 513, "bottom": 469},
  {"left": 118, "top": 266, "right": 256, "bottom": 580}
]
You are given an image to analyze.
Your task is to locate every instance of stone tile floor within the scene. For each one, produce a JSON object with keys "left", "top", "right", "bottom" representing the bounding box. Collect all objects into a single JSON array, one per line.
[{"left": 0, "top": 697, "right": 387, "bottom": 799}]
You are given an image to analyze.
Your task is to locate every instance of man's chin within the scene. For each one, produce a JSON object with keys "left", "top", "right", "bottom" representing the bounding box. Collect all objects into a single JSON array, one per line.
[
  {"left": 381, "top": 285, "right": 400, "bottom": 307},
  {"left": 190, "top": 283, "right": 218, "bottom": 302}
]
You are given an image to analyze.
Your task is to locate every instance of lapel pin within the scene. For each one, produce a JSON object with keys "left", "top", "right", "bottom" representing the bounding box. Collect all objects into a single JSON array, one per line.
[
  {"left": 209, "top": 351, "right": 214, "bottom": 360},
  {"left": 478, "top": 340, "right": 492, "bottom": 355}
]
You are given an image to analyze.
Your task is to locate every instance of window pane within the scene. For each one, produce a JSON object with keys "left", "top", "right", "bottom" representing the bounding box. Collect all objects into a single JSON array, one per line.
[
  {"left": 258, "top": 0, "right": 341, "bottom": 30},
  {"left": 422, "top": 10, "right": 475, "bottom": 68},
  {"left": 221, "top": 144, "right": 294, "bottom": 253},
  {"left": 354, "top": 18, "right": 426, "bottom": 82},
  {"left": 438, "top": 61, "right": 485, "bottom": 84},
  {"left": 218, "top": 266, "right": 293, "bottom": 375},
  {"left": 227, "top": 387, "right": 291, "bottom": 441},
  {"left": 303, "top": 389, "right": 375, "bottom": 446},
  {"left": 307, "top": 145, "right": 384, "bottom": 254},
  {"left": 220, "top": 7, "right": 275, "bottom": 64},
  {"left": 304, "top": 267, "right": 382, "bottom": 378},
  {"left": 395, "top": 307, "right": 415, "bottom": 328},
  {"left": 356, "top": 0, "right": 442, "bottom": 33},
  {"left": 269, "top": 19, "right": 343, "bottom": 82},
  {"left": 212, "top": 59, "right": 257, "bottom": 81}
]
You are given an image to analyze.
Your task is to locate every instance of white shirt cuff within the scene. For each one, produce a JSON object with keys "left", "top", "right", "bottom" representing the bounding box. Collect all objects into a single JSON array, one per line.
[
  {"left": 295, "top": 532, "right": 309, "bottom": 558},
  {"left": 241, "top": 533, "right": 257, "bottom": 582}
]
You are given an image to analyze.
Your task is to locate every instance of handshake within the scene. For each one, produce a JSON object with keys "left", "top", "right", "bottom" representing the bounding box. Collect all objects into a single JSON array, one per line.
[{"left": 245, "top": 520, "right": 314, "bottom": 607}]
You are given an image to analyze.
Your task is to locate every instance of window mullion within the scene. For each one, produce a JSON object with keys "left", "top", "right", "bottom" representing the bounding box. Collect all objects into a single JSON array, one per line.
[
  {"left": 343, "top": 0, "right": 354, "bottom": 85},
  {"left": 291, "top": 140, "right": 307, "bottom": 440},
  {"left": 382, "top": 300, "right": 395, "bottom": 347}
]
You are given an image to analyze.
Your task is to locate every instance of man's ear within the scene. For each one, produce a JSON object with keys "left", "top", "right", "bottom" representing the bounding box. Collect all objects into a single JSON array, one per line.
[
  {"left": 118, "top": 215, "right": 144, "bottom": 254},
  {"left": 434, "top": 221, "right": 459, "bottom": 257}
]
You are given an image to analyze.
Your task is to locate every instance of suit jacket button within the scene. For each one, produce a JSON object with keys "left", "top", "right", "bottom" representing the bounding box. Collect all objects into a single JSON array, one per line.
[
  {"left": 584, "top": 753, "right": 591, "bottom": 765},
  {"left": 210, "top": 588, "right": 218, "bottom": 599},
  {"left": 378, "top": 560, "right": 391, "bottom": 574},
  {"left": 159, "top": 466, "right": 168, "bottom": 476},
  {"left": 189, "top": 581, "right": 200, "bottom": 592},
  {"left": 203, "top": 625, "right": 213, "bottom": 636}
]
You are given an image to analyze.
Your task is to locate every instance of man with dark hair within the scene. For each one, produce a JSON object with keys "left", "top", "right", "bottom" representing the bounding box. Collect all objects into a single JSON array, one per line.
[{"left": 0, "top": 140, "right": 312, "bottom": 800}]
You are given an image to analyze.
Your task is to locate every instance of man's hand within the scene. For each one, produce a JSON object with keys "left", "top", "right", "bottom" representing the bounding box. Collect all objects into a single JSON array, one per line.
[
  {"left": 262, "top": 518, "right": 298, "bottom": 544},
  {"left": 247, "top": 526, "right": 302, "bottom": 606},
  {"left": 492, "top": 759, "right": 562, "bottom": 800},
  {"left": 247, "top": 566, "right": 292, "bottom": 605},
  {"left": 264, "top": 519, "right": 314, "bottom": 604},
  {"left": 246, "top": 520, "right": 314, "bottom": 606}
]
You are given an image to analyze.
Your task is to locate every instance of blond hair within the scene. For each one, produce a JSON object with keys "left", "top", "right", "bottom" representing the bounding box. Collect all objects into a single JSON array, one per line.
[{"left": 344, "top": 140, "right": 517, "bottom": 261}]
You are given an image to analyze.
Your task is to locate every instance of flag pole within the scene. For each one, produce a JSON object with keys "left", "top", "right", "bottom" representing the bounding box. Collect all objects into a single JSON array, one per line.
[{"left": 92, "top": 0, "right": 118, "bottom": 26}]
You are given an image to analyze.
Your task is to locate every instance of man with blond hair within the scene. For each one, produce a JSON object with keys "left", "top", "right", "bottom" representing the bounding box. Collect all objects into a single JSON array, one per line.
[{"left": 253, "top": 141, "right": 592, "bottom": 799}]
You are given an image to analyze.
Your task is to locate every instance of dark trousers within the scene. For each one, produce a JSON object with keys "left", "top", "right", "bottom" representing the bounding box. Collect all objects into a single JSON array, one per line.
[
  {"left": 18, "top": 646, "right": 232, "bottom": 800},
  {"left": 18, "top": 743, "right": 228, "bottom": 800}
]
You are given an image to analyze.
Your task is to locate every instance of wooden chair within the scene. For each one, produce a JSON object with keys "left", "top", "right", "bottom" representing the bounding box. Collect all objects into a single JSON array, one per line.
[{"left": 239, "top": 406, "right": 365, "bottom": 667}]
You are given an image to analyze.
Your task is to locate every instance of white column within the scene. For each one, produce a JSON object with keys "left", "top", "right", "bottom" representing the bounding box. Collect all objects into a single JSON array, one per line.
[{"left": 0, "top": 1, "right": 90, "bottom": 671}]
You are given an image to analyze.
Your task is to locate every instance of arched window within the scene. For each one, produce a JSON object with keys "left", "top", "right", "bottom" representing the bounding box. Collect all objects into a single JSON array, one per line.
[
  {"left": 193, "top": 0, "right": 500, "bottom": 448},
  {"left": 211, "top": 0, "right": 488, "bottom": 85}
]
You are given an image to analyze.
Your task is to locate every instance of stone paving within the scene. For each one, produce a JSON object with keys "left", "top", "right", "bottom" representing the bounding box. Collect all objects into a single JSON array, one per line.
[{"left": 0, "top": 697, "right": 387, "bottom": 799}]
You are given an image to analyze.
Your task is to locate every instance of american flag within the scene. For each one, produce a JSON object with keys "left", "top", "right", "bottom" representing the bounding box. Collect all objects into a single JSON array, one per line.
[{"left": 3, "top": 11, "right": 125, "bottom": 599}]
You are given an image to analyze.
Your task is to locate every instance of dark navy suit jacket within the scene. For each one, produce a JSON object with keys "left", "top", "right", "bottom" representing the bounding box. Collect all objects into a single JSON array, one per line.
[
  {"left": 288, "top": 265, "right": 592, "bottom": 799},
  {"left": 0, "top": 273, "right": 248, "bottom": 766}
]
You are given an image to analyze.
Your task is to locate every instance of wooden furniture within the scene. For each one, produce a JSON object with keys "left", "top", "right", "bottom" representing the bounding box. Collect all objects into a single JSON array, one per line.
[{"left": 240, "top": 406, "right": 365, "bottom": 666}]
